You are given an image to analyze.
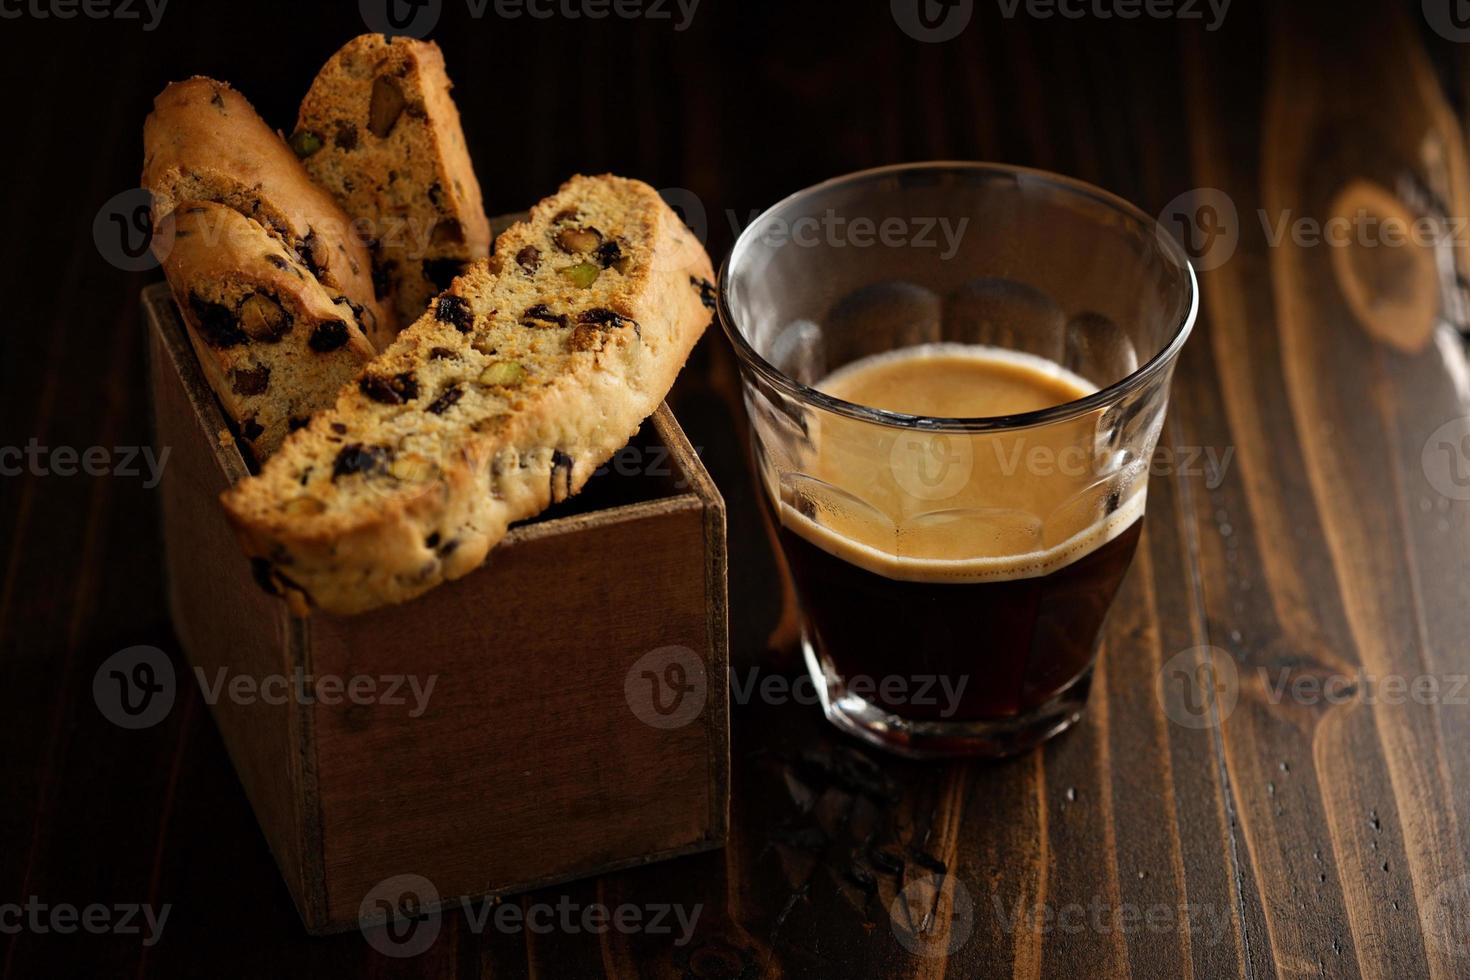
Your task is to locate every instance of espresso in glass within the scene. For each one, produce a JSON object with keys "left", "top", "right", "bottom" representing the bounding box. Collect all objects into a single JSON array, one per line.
[
  {"left": 772, "top": 344, "right": 1145, "bottom": 726},
  {"left": 720, "top": 163, "right": 1197, "bottom": 757}
]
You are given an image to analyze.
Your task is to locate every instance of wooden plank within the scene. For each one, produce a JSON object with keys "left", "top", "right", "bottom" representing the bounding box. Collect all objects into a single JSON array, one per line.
[{"left": 1179, "top": 4, "right": 1470, "bottom": 977}]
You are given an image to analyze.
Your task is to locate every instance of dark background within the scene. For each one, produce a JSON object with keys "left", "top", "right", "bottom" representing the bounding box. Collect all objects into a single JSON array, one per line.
[{"left": 5, "top": 1, "right": 1470, "bottom": 977}]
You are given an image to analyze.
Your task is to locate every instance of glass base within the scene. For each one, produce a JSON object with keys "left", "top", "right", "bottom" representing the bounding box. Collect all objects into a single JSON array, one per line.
[{"left": 801, "top": 636, "right": 1092, "bottom": 759}]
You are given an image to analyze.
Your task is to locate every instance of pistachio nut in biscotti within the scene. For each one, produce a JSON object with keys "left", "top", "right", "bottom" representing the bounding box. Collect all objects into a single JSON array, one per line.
[
  {"left": 143, "top": 77, "right": 393, "bottom": 347},
  {"left": 221, "top": 174, "right": 717, "bottom": 616},
  {"left": 291, "top": 34, "right": 492, "bottom": 331},
  {"left": 160, "top": 202, "right": 378, "bottom": 460}
]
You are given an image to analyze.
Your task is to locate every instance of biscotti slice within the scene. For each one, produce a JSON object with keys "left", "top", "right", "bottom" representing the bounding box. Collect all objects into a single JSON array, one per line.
[
  {"left": 222, "top": 174, "right": 715, "bottom": 615},
  {"left": 143, "top": 77, "right": 394, "bottom": 347},
  {"left": 291, "top": 34, "right": 491, "bottom": 329},
  {"left": 160, "top": 201, "right": 377, "bottom": 460}
]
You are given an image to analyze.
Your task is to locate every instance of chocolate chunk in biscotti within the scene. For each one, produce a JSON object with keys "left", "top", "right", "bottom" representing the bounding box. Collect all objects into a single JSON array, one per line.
[
  {"left": 142, "top": 77, "right": 394, "bottom": 347},
  {"left": 293, "top": 35, "right": 491, "bottom": 331},
  {"left": 220, "top": 174, "right": 714, "bottom": 616},
  {"left": 159, "top": 202, "right": 377, "bottom": 460}
]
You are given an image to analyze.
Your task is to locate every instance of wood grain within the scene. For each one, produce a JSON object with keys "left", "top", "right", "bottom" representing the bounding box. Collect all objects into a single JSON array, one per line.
[{"left": 3, "top": 1, "right": 1470, "bottom": 976}]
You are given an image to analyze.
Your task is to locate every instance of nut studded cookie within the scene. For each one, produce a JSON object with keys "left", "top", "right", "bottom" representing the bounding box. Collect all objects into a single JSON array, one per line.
[
  {"left": 222, "top": 175, "right": 715, "bottom": 615},
  {"left": 291, "top": 34, "right": 491, "bottom": 330},
  {"left": 143, "top": 77, "right": 393, "bottom": 347},
  {"left": 160, "top": 202, "right": 378, "bottom": 460}
]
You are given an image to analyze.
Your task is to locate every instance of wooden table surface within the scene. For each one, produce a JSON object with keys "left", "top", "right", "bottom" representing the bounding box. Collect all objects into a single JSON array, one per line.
[{"left": 5, "top": 1, "right": 1470, "bottom": 976}]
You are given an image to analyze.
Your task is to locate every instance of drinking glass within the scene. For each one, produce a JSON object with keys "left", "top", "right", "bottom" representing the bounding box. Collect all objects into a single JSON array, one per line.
[{"left": 718, "top": 162, "right": 1197, "bottom": 758}]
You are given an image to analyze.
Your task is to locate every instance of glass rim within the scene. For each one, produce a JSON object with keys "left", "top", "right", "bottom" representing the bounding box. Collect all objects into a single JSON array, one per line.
[{"left": 716, "top": 161, "right": 1199, "bottom": 433}]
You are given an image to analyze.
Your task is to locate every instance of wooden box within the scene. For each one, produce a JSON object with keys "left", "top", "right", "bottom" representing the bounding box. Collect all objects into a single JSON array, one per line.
[{"left": 142, "top": 281, "right": 729, "bottom": 934}]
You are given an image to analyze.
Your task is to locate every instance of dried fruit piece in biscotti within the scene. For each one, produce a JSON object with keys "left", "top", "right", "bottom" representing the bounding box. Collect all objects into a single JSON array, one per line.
[
  {"left": 292, "top": 34, "right": 491, "bottom": 331},
  {"left": 221, "top": 174, "right": 714, "bottom": 616},
  {"left": 160, "top": 202, "right": 377, "bottom": 460},
  {"left": 142, "top": 77, "right": 394, "bottom": 347}
]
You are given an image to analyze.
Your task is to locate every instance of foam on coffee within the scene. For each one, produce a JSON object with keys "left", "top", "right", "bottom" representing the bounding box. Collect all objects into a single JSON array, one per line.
[{"left": 774, "top": 343, "right": 1146, "bottom": 584}]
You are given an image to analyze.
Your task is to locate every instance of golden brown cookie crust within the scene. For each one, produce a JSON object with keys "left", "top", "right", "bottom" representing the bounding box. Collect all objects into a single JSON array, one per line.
[
  {"left": 293, "top": 35, "right": 492, "bottom": 331},
  {"left": 222, "top": 175, "right": 715, "bottom": 616},
  {"left": 143, "top": 77, "right": 392, "bottom": 346},
  {"left": 158, "top": 202, "right": 378, "bottom": 459}
]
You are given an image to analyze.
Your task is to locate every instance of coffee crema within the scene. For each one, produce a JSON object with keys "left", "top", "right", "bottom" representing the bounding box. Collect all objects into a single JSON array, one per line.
[
  {"left": 776, "top": 343, "right": 1145, "bottom": 584},
  {"left": 767, "top": 342, "right": 1148, "bottom": 722}
]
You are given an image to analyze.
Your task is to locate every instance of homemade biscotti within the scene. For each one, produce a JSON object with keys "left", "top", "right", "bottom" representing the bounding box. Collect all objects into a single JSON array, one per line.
[
  {"left": 222, "top": 175, "right": 715, "bottom": 615},
  {"left": 143, "top": 77, "right": 393, "bottom": 347},
  {"left": 159, "top": 202, "right": 378, "bottom": 460},
  {"left": 292, "top": 34, "right": 491, "bottom": 330}
]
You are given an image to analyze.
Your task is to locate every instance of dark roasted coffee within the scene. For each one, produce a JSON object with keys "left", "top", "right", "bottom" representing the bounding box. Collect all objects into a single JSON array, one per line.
[{"left": 771, "top": 344, "right": 1144, "bottom": 722}]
